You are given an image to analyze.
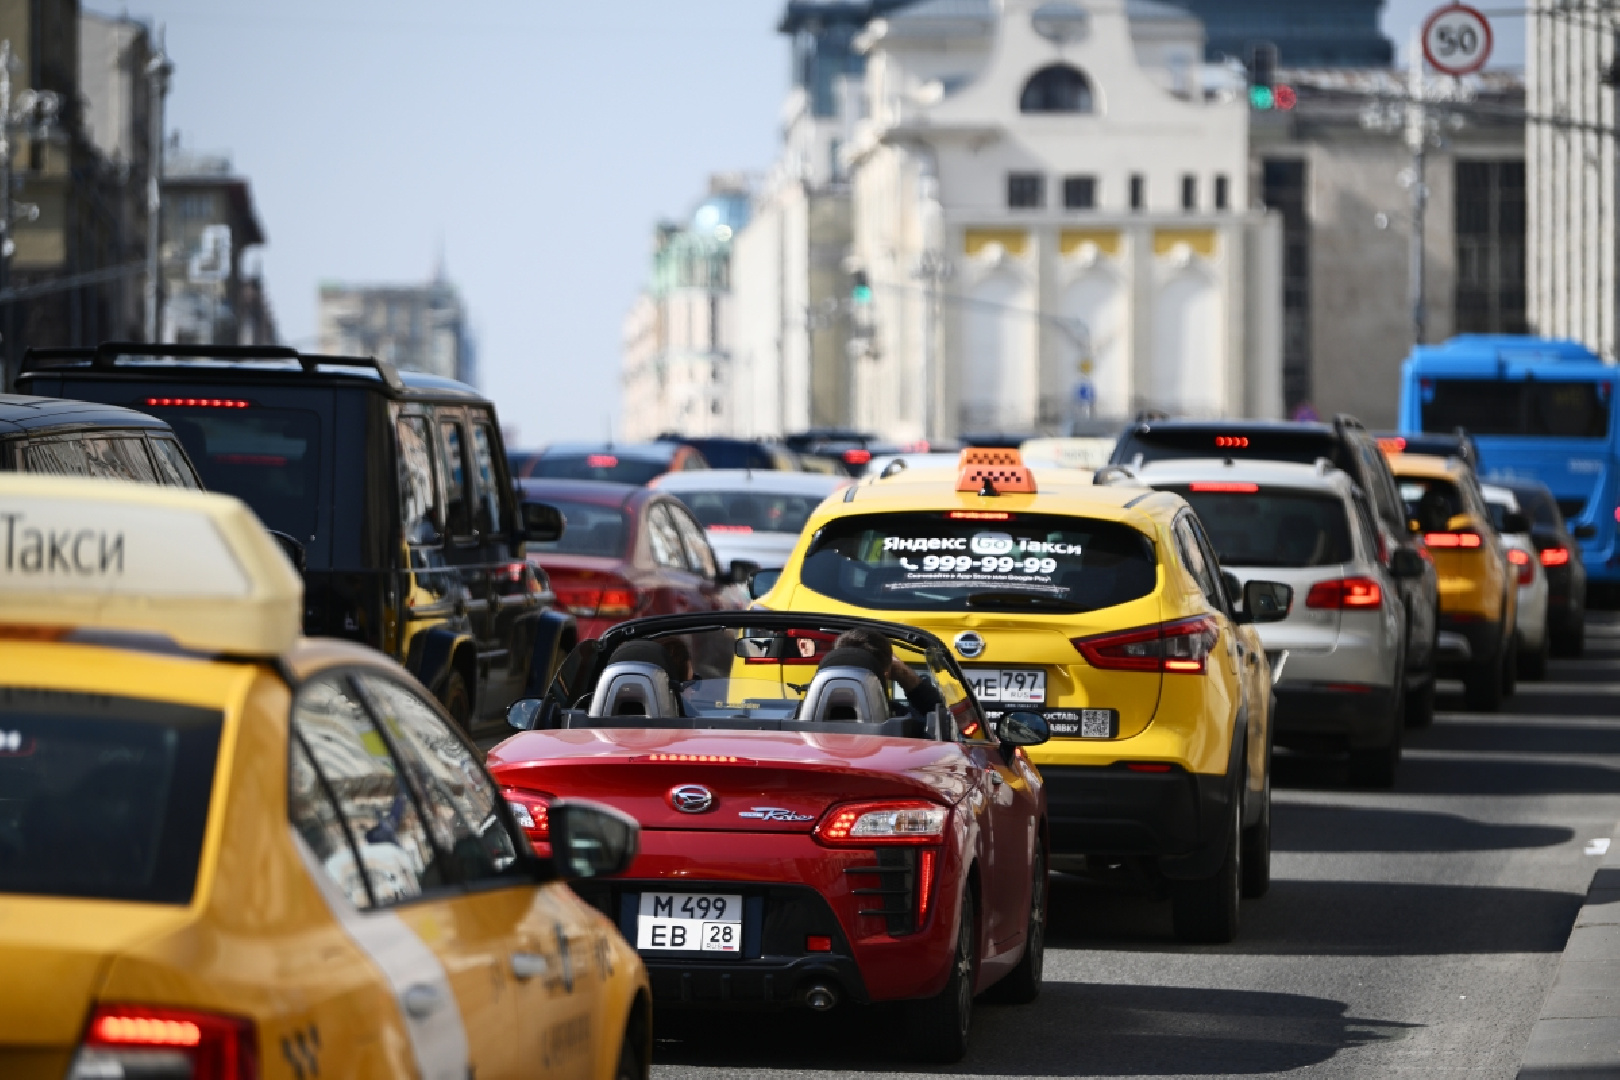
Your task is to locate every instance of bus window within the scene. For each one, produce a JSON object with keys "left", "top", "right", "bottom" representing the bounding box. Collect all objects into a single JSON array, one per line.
[{"left": 1421, "top": 380, "right": 1611, "bottom": 438}]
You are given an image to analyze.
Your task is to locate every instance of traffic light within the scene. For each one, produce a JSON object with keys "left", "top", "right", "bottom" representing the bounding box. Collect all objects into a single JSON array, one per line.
[
  {"left": 851, "top": 270, "right": 873, "bottom": 305},
  {"left": 1250, "top": 84, "right": 1296, "bottom": 111},
  {"left": 1246, "top": 42, "right": 1293, "bottom": 111}
]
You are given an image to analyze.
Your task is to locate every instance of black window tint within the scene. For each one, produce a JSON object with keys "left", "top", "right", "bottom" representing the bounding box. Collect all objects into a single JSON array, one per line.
[
  {"left": 289, "top": 736, "right": 372, "bottom": 908},
  {"left": 146, "top": 436, "right": 202, "bottom": 488},
  {"left": 531, "top": 453, "right": 669, "bottom": 484},
  {"left": 155, "top": 407, "right": 322, "bottom": 542},
  {"left": 523, "top": 498, "right": 627, "bottom": 557},
  {"left": 0, "top": 689, "right": 221, "bottom": 904},
  {"left": 438, "top": 421, "right": 471, "bottom": 537},
  {"left": 1398, "top": 477, "right": 1467, "bottom": 533},
  {"left": 1421, "top": 379, "right": 1611, "bottom": 438},
  {"left": 1119, "top": 428, "right": 1347, "bottom": 469},
  {"left": 677, "top": 490, "right": 825, "bottom": 535},
  {"left": 1172, "top": 487, "right": 1355, "bottom": 568},
  {"left": 470, "top": 423, "right": 505, "bottom": 536},
  {"left": 398, "top": 417, "right": 440, "bottom": 545},
  {"left": 291, "top": 675, "right": 447, "bottom": 905}
]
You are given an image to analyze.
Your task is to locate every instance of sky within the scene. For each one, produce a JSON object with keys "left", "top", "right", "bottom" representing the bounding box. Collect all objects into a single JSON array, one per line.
[{"left": 115, "top": 1, "right": 1525, "bottom": 447}]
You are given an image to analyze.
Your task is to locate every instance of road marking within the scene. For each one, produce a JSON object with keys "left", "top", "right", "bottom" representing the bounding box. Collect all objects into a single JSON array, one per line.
[{"left": 1587, "top": 838, "right": 1611, "bottom": 856}]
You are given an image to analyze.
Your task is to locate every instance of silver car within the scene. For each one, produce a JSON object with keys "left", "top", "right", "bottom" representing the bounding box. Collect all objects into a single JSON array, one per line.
[
  {"left": 1136, "top": 458, "right": 1421, "bottom": 788},
  {"left": 652, "top": 469, "right": 849, "bottom": 573},
  {"left": 1481, "top": 483, "right": 1551, "bottom": 680}
]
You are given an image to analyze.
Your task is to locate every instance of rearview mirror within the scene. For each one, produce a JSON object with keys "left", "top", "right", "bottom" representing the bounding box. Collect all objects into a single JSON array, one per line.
[
  {"left": 1240, "top": 580, "right": 1293, "bottom": 624},
  {"left": 267, "top": 530, "right": 307, "bottom": 574},
  {"left": 749, "top": 568, "right": 782, "bottom": 600},
  {"left": 1501, "top": 511, "right": 1530, "bottom": 535},
  {"left": 1390, "top": 548, "right": 1426, "bottom": 579},
  {"left": 521, "top": 501, "right": 565, "bottom": 544},
  {"left": 548, "top": 800, "right": 640, "bottom": 880},
  {"left": 507, "top": 698, "right": 543, "bottom": 732},
  {"left": 999, "top": 710, "right": 1051, "bottom": 749}
]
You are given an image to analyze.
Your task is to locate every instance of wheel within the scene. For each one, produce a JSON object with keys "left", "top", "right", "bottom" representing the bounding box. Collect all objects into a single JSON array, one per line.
[
  {"left": 612, "top": 1017, "right": 647, "bottom": 1080},
  {"left": 985, "top": 847, "right": 1045, "bottom": 1004},
  {"left": 1463, "top": 636, "right": 1506, "bottom": 712},
  {"left": 1171, "top": 785, "right": 1241, "bottom": 944},
  {"left": 907, "top": 889, "right": 976, "bottom": 1062},
  {"left": 1240, "top": 766, "right": 1271, "bottom": 899},
  {"left": 441, "top": 669, "right": 473, "bottom": 730},
  {"left": 1404, "top": 677, "right": 1436, "bottom": 729},
  {"left": 1519, "top": 628, "right": 1550, "bottom": 681}
]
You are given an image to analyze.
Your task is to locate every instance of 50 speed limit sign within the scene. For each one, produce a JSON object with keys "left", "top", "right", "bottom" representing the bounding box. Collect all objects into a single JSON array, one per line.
[{"left": 1422, "top": 3, "right": 1493, "bottom": 76}]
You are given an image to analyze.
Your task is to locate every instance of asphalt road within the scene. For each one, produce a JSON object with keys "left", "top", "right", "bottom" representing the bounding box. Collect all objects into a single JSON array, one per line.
[{"left": 650, "top": 614, "right": 1620, "bottom": 1079}]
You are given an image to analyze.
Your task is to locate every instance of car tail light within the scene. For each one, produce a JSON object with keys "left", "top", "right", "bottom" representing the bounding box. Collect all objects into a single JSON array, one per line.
[
  {"left": 70, "top": 1004, "right": 257, "bottom": 1080},
  {"left": 597, "top": 587, "right": 638, "bottom": 617},
  {"left": 1541, "top": 546, "right": 1572, "bottom": 567},
  {"left": 843, "top": 448, "right": 873, "bottom": 466},
  {"left": 1189, "top": 482, "right": 1259, "bottom": 492},
  {"left": 815, "top": 800, "right": 948, "bottom": 845},
  {"left": 1425, "top": 531, "right": 1483, "bottom": 548},
  {"left": 553, "top": 581, "right": 640, "bottom": 618},
  {"left": 502, "top": 787, "right": 553, "bottom": 844},
  {"left": 586, "top": 454, "right": 619, "bottom": 468},
  {"left": 915, "top": 848, "right": 938, "bottom": 926},
  {"left": 144, "top": 397, "right": 250, "bottom": 409},
  {"left": 1214, "top": 435, "right": 1250, "bottom": 448},
  {"left": 1306, "top": 577, "right": 1382, "bottom": 609},
  {"left": 1125, "top": 762, "right": 1174, "bottom": 773},
  {"left": 1507, "top": 548, "right": 1535, "bottom": 585},
  {"left": 709, "top": 524, "right": 754, "bottom": 533},
  {"left": 948, "top": 511, "right": 1013, "bottom": 520},
  {"left": 1071, "top": 616, "right": 1220, "bottom": 675},
  {"left": 1377, "top": 436, "right": 1406, "bottom": 454},
  {"left": 806, "top": 935, "right": 833, "bottom": 952}
]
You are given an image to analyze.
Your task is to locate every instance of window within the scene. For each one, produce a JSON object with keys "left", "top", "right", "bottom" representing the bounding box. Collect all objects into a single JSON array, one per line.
[
  {"left": 1170, "top": 487, "right": 1355, "bottom": 568},
  {"left": 1421, "top": 380, "right": 1610, "bottom": 438},
  {"left": 290, "top": 675, "right": 447, "bottom": 906},
  {"left": 397, "top": 416, "right": 441, "bottom": 545},
  {"left": 646, "top": 503, "right": 688, "bottom": 570},
  {"left": 1185, "top": 517, "right": 1232, "bottom": 613},
  {"left": 19, "top": 437, "right": 88, "bottom": 476},
  {"left": 1215, "top": 174, "right": 1230, "bottom": 211},
  {"left": 1008, "top": 172, "right": 1045, "bottom": 209},
  {"left": 154, "top": 406, "right": 324, "bottom": 543},
  {"left": 524, "top": 498, "right": 627, "bottom": 557},
  {"left": 1455, "top": 160, "right": 1527, "bottom": 334},
  {"left": 1129, "top": 174, "right": 1145, "bottom": 211},
  {"left": 1182, "top": 174, "right": 1198, "bottom": 211},
  {"left": 1172, "top": 516, "right": 1223, "bottom": 609},
  {"left": 438, "top": 420, "right": 471, "bottom": 537},
  {"left": 1020, "top": 64, "right": 1094, "bottom": 113},
  {"left": 1062, "top": 175, "right": 1097, "bottom": 210},
  {"left": 669, "top": 505, "right": 719, "bottom": 578},
  {"left": 23, "top": 435, "right": 159, "bottom": 483},
  {"left": 1262, "top": 158, "right": 1312, "bottom": 412},
  {"left": 679, "top": 489, "right": 827, "bottom": 536},
  {"left": 469, "top": 422, "right": 505, "bottom": 536},
  {"left": 289, "top": 738, "right": 369, "bottom": 907},
  {"left": 146, "top": 436, "right": 202, "bottom": 488}
]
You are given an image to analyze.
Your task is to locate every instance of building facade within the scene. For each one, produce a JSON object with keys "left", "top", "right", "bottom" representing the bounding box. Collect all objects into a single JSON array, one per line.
[
  {"left": 317, "top": 270, "right": 475, "bottom": 386},
  {"left": 161, "top": 149, "right": 276, "bottom": 346}
]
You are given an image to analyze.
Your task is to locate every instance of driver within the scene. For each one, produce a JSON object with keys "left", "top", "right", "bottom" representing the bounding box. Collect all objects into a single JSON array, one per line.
[{"left": 832, "top": 628, "right": 947, "bottom": 717}]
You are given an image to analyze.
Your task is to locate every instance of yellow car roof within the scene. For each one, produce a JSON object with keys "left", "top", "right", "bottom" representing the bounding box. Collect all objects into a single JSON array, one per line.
[
  {"left": 827, "top": 466, "right": 1178, "bottom": 527},
  {"left": 1386, "top": 452, "right": 1463, "bottom": 480},
  {"left": 0, "top": 474, "right": 302, "bottom": 656}
]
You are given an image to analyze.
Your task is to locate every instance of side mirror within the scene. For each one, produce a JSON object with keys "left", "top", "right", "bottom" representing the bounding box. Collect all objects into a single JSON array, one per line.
[
  {"left": 267, "top": 530, "right": 307, "bottom": 574},
  {"left": 1241, "top": 580, "right": 1294, "bottom": 624},
  {"left": 726, "top": 559, "right": 762, "bottom": 588},
  {"left": 521, "top": 502, "right": 565, "bottom": 544},
  {"left": 749, "top": 568, "right": 782, "bottom": 600},
  {"left": 507, "top": 698, "right": 543, "bottom": 732},
  {"left": 548, "top": 800, "right": 640, "bottom": 880},
  {"left": 1502, "top": 511, "right": 1531, "bottom": 535},
  {"left": 999, "top": 710, "right": 1051, "bottom": 749},
  {"left": 1390, "top": 548, "right": 1426, "bottom": 579}
]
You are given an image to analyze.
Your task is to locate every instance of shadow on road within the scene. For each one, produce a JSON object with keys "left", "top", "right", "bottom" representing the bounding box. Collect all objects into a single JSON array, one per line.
[
  {"left": 1415, "top": 720, "right": 1620, "bottom": 756},
  {"left": 653, "top": 982, "right": 1416, "bottom": 1075},
  {"left": 1270, "top": 803, "right": 1574, "bottom": 853}
]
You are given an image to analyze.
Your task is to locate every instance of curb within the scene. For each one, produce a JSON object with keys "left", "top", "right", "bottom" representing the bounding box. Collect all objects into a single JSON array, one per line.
[{"left": 1519, "top": 822, "right": 1620, "bottom": 1078}]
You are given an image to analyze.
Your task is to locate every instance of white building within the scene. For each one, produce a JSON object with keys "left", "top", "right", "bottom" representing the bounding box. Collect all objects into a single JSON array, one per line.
[
  {"left": 1527, "top": 10, "right": 1617, "bottom": 360},
  {"left": 846, "top": 0, "right": 1281, "bottom": 442}
]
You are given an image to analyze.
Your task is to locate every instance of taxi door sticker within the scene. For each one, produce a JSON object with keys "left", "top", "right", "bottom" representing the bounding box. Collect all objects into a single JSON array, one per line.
[{"left": 292, "top": 831, "right": 469, "bottom": 1080}]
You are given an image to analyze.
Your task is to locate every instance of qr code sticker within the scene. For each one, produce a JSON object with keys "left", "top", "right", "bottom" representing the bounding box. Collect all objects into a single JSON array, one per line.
[{"left": 1081, "top": 710, "right": 1113, "bottom": 738}]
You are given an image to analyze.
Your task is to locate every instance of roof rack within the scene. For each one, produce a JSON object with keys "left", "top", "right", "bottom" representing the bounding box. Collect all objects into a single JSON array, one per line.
[{"left": 21, "top": 341, "right": 405, "bottom": 392}]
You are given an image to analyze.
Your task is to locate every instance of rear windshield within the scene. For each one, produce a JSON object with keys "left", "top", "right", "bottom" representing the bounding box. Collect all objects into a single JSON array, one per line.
[
  {"left": 799, "top": 512, "right": 1156, "bottom": 613},
  {"left": 526, "top": 498, "right": 629, "bottom": 558},
  {"left": 677, "top": 490, "right": 825, "bottom": 536},
  {"left": 531, "top": 454, "right": 667, "bottom": 485},
  {"left": 1508, "top": 487, "right": 1563, "bottom": 530},
  {"left": 1399, "top": 478, "right": 1467, "bottom": 533},
  {"left": 1420, "top": 379, "right": 1612, "bottom": 438},
  {"left": 1117, "top": 428, "right": 1345, "bottom": 468},
  {"left": 152, "top": 407, "right": 322, "bottom": 541},
  {"left": 1165, "top": 488, "right": 1354, "bottom": 568},
  {"left": 0, "top": 689, "right": 221, "bottom": 904}
]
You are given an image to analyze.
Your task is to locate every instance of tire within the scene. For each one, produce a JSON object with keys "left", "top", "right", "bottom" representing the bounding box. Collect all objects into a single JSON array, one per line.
[
  {"left": 907, "top": 889, "right": 976, "bottom": 1063},
  {"left": 1404, "top": 677, "right": 1436, "bottom": 729},
  {"left": 986, "top": 847, "right": 1045, "bottom": 1004},
  {"left": 613, "top": 1019, "right": 647, "bottom": 1080},
  {"left": 1463, "top": 635, "right": 1506, "bottom": 712},
  {"left": 1171, "top": 786, "right": 1242, "bottom": 945},
  {"left": 441, "top": 669, "right": 473, "bottom": 731},
  {"left": 1519, "top": 629, "right": 1550, "bottom": 681},
  {"left": 1240, "top": 765, "right": 1271, "bottom": 899}
]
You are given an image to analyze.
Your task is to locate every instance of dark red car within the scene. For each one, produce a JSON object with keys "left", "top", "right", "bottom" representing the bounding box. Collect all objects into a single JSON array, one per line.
[
  {"left": 488, "top": 612, "right": 1051, "bottom": 1063},
  {"left": 519, "top": 479, "right": 750, "bottom": 639}
]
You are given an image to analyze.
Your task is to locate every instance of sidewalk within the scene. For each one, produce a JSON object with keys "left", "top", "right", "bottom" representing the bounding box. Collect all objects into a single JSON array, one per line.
[{"left": 1519, "top": 821, "right": 1620, "bottom": 1078}]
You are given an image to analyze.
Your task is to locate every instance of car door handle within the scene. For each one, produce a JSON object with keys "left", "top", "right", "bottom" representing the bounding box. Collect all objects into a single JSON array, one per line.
[
  {"left": 511, "top": 952, "right": 549, "bottom": 981},
  {"left": 402, "top": 983, "right": 443, "bottom": 1019}
]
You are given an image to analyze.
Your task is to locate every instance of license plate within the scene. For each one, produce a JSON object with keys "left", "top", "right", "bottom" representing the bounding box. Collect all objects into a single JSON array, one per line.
[
  {"left": 966, "top": 668, "right": 1046, "bottom": 704},
  {"left": 1045, "top": 708, "right": 1118, "bottom": 739},
  {"left": 635, "top": 892, "right": 743, "bottom": 953}
]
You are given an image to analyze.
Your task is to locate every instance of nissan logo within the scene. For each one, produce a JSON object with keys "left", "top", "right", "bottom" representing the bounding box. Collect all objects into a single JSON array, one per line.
[
  {"left": 668, "top": 784, "right": 715, "bottom": 814},
  {"left": 955, "top": 631, "right": 986, "bottom": 660}
]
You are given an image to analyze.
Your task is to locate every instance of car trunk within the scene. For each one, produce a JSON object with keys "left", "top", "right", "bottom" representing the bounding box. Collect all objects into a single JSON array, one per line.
[{"left": 1223, "top": 565, "right": 1345, "bottom": 657}]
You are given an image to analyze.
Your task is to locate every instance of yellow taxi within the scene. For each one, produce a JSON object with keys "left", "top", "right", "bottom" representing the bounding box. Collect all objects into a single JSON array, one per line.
[
  {"left": 1387, "top": 452, "right": 1519, "bottom": 710},
  {"left": 0, "top": 475, "right": 650, "bottom": 1080},
  {"left": 754, "top": 450, "right": 1291, "bottom": 943}
]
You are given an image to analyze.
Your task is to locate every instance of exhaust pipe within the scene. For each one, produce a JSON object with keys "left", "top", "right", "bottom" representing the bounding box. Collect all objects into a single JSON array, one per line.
[{"left": 804, "top": 984, "right": 838, "bottom": 1012}]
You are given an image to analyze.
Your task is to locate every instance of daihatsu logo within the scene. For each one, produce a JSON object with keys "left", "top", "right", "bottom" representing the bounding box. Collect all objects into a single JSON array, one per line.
[{"left": 668, "top": 785, "right": 714, "bottom": 813}]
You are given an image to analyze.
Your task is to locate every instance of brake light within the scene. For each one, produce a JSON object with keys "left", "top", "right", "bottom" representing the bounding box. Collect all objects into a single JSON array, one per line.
[
  {"left": 1541, "top": 546, "right": 1572, "bottom": 567},
  {"left": 1214, "top": 436, "right": 1250, "bottom": 448},
  {"left": 632, "top": 753, "right": 756, "bottom": 765},
  {"left": 709, "top": 524, "right": 754, "bottom": 533},
  {"left": 949, "top": 511, "right": 1013, "bottom": 520},
  {"left": 1507, "top": 547, "right": 1534, "bottom": 585},
  {"left": 806, "top": 935, "right": 833, "bottom": 952},
  {"left": 586, "top": 454, "right": 619, "bottom": 468},
  {"left": 1378, "top": 436, "right": 1406, "bottom": 453},
  {"left": 553, "top": 582, "right": 639, "bottom": 618},
  {"left": 144, "top": 397, "right": 249, "bottom": 409},
  {"left": 1424, "top": 532, "right": 1483, "bottom": 548},
  {"left": 502, "top": 787, "right": 552, "bottom": 845},
  {"left": 1126, "top": 762, "right": 1174, "bottom": 773},
  {"left": 814, "top": 800, "right": 948, "bottom": 845},
  {"left": 213, "top": 454, "right": 286, "bottom": 466},
  {"left": 1188, "top": 482, "right": 1259, "bottom": 493},
  {"left": 1306, "top": 577, "right": 1383, "bottom": 609},
  {"left": 553, "top": 585, "right": 600, "bottom": 615},
  {"left": 1072, "top": 616, "right": 1220, "bottom": 674},
  {"left": 71, "top": 1003, "right": 257, "bottom": 1080},
  {"left": 843, "top": 449, "right": 873, "bottom": 466},
  {"left": 597, "top": 587, "right": 638, "bottom": 617},
  {"left": 916, "top": 848, "right": 937, "bottom": 926}
]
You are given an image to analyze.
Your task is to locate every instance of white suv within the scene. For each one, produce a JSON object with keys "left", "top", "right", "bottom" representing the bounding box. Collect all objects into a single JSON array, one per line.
[
  {"left": 1481, "top": 483, "right": 1550, "bottom": 681},
  {"left": 1134, "top": 459, "right": 1422, "bottom": 788}
]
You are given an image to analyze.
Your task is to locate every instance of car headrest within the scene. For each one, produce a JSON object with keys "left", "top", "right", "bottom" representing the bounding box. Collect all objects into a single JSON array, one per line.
[
  {"left": 818, "top": 646, "right": 888, "bottom": 680},
  {"left": 587, "top": 653, "right": 680, "bottom": 719},
  {"left": 799, "top": 665, "right": 892, "bottom": 725}
]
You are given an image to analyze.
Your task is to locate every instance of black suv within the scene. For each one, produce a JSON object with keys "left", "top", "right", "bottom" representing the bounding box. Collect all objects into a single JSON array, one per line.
[
  {"left": 19, "top": 342, "right": 575, "bottom": 733},
  {"left": 1112, "top": 415, "right": 1443, "bottom": 724}
]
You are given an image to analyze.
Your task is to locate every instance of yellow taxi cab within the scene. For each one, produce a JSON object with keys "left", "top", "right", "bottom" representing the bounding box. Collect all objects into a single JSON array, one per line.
[
  {"left": 1386, "top": 452, "right": 1519, "bottom": 711},
  {"left": 753, "top": 449, "right": 1291, "bottom": 943},
  {"left": 0, "top": 475, "right": 650, "bottom": 1080}
]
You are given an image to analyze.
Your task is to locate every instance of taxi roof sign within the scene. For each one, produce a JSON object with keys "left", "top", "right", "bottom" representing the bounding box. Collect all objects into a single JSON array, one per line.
[
  {"left": 955, "top": 447, "right": 1038, "bottom": 495},
  {"left": 0, "top": 474, "right": 302, "bottom": 656}
]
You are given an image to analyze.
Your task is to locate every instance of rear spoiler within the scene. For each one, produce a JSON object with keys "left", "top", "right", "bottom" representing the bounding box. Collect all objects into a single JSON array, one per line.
[{"left": 21, "top": 341, "right": 404, "bottom": 392}]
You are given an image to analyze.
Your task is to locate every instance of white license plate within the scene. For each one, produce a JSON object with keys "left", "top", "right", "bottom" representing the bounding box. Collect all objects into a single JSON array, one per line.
[
  {"left": 635, "top": 892, "right": 743, "bottom": 953},
  {"left": 966, "top": 668, "right": 1046, "bottom": 704}
]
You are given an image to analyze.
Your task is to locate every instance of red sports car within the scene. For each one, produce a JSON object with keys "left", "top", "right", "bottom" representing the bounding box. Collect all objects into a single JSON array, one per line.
[{"left": 487, "top": 612, "right": 1050, "bottom": 1062}]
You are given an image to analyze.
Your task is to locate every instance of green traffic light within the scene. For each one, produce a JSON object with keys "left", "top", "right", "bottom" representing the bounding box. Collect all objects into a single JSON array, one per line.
[
  {"left": 1250, "top": 86, "right": 1274, "bottom": 110},
  {"left": 852, "top": 284, "right": 873, "bottom": 304}
]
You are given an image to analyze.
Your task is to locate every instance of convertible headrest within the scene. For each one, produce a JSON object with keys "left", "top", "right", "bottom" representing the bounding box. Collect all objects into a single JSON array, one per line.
[
  {"left": 818, "top": 646, "right": 888, "bottom": 680},
  {"left": 588, "top": 654, "right": 680, "bottom": 719},
  {"left": 799, "top": 665, "right": 892, "bottom": 724}
]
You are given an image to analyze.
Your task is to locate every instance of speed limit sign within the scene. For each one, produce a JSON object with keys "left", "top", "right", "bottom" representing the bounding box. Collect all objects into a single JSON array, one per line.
[{"left": 1422, "top": 3, "right": 1493, "bottom": 76}]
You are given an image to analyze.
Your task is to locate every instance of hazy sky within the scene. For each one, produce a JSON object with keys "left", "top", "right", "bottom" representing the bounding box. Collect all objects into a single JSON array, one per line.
[{"left": 118, "top": 1, "right": 1525, "bottom": 446}]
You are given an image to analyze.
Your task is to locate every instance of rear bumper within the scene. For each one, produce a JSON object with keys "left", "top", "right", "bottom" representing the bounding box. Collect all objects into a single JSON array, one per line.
[
  {"left": 1039, "top": 765, "right": 1232, "bottom": 880},
  {"left": 1436, "top": 615, "right": 1504, "bottom": 675},
  {"left": 1272, "top": 683, "right": 1397, "bottom": 750},
  {"left": 645, "top": 955, "right": 869, "bottom": 1010}
]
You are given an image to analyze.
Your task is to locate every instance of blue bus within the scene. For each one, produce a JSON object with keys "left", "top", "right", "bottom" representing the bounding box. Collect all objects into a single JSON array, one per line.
[{"left": 1398, "top": 334, "right": 1620, "bottom": 584}]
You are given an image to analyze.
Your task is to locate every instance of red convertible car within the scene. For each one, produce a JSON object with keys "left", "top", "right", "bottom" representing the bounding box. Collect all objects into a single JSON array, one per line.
[{"left": 488, "top": 612, "right": 1050, "bottom": 1062}]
